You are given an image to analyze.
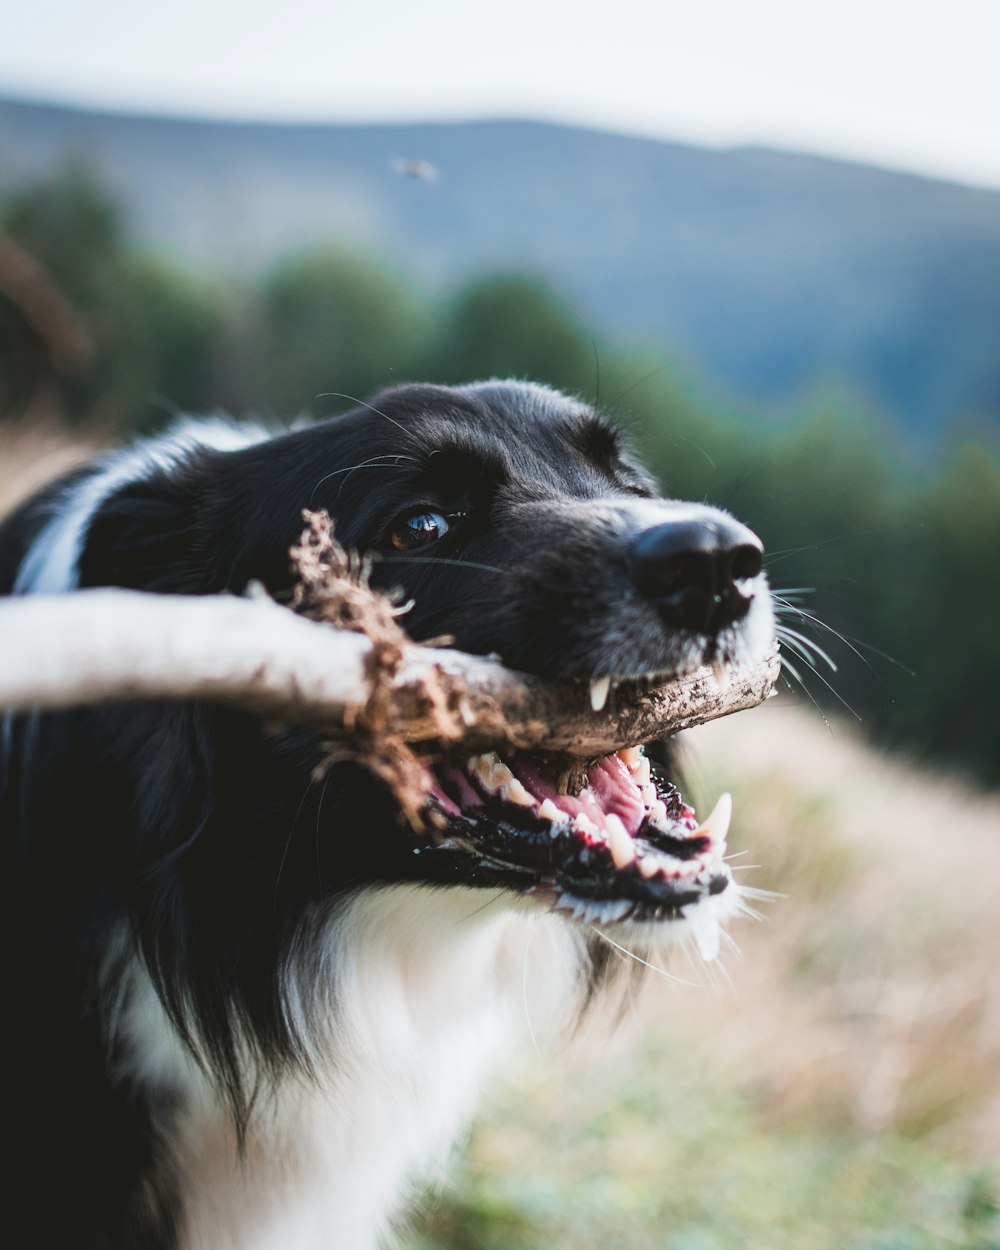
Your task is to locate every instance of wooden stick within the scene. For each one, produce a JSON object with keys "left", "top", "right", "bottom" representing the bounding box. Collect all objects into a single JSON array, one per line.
[{"left": 0, "top": 588, "right": 780, "bottom": 756}]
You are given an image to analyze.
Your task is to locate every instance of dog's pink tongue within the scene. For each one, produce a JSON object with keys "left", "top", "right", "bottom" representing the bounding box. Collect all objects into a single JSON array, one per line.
[
  {"left": 513, "top": 755, "right": 646, "bottom": 836},
  {"left": 586, "top": 755, "right": 647, "bottom": 834}
]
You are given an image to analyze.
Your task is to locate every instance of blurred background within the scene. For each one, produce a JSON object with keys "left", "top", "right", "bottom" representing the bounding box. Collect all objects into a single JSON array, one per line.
[{"left": 1, "top": 3, "right": 998, "bottom": 1246}]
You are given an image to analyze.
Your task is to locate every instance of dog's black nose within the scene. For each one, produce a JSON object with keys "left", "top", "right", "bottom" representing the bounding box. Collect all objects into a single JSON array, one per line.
[{"left": 628, "top": 510, "right": 764, "bottom": 635}]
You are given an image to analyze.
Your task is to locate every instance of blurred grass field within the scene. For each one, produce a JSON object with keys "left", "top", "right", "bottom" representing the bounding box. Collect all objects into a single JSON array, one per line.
[
  {"left": 2, "top": 427, "right": 997, "bottom": 1250},
  {"left": 407, "top": 706, "right": 1000, "bottom": 1250}
]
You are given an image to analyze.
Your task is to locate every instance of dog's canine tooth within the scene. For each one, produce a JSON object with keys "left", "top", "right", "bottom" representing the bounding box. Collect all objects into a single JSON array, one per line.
[
  {"left": 617, "top": 746, "right": 642, "bottom": 769},
  {"left": 696, "top": 792, "right": 732, "bottom": 844},
  {"left": 631, "top": 755, "right": 652, "bottom": 786},
  {"left": 710, "top": 658, "right": 730, "bottom": 691},
  {"left": 605, "top": 814, "right": 636, "bottom": 869},
  {"left": 537, "top": 798, "right": 563, "bottom": 824},
  {"left": 589, "top": 675, "right": 611, "bottom": 712},
  {"left": 501, "top": 778, "right": 534, "bottom": 807}
]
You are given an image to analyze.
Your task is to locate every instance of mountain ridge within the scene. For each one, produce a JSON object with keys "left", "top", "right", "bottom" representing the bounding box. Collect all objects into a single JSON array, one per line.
[{"left": 1, "top": 93, "right": 998, "bottom": 437}]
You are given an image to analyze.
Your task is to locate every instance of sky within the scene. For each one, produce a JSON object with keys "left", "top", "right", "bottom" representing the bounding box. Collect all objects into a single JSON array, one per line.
[{"left": 2, "top": 0, "right": 999, "bottom": 189}]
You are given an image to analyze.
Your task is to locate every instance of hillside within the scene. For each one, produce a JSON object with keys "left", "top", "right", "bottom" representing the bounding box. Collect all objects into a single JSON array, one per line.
[{"left": 1, "top": 95, "right": 998, "bottom": 439}]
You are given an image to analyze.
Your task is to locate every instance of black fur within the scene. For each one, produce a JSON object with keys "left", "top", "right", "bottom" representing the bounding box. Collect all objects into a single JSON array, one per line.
[{"left": 1, "top": 381, "right": 770, "bottom": 1248}]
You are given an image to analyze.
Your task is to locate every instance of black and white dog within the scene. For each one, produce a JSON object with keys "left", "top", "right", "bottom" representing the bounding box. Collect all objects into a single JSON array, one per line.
[{"left": 0, "top": 381, "right": 773, "bottom": 1250}]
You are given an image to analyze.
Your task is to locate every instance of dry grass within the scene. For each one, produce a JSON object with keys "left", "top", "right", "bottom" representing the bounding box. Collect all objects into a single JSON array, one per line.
[
  {"left": 0, "top": 414, "right": 95, "bottom": 516},
  {"left": 410, "top": 702, "right": 1000, "bottom": 1249},
  {"left": 681, "top": 702, "right": 1000, "bottom": 1156}
]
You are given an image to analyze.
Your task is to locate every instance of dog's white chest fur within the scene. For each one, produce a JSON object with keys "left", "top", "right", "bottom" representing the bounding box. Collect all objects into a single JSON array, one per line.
[{"left": 122, "top": 887, "right": 583, "bottom": 1250}]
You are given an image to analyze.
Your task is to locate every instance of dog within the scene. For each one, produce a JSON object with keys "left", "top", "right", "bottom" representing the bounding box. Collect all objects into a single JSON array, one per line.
[{"left": 0, "top": 380, "right": 773, "bottom": 1250}]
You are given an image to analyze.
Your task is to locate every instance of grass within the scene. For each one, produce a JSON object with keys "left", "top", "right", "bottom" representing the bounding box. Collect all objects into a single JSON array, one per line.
[
  {"left": 404, "top": 705, "right": 1000, "bottom": 1250},
  {"left": 0, "top": 413, "right": 94, "bottom": 515},
  {"left": 408, "top": 1051, "right": 999, "bottom": 1250}
]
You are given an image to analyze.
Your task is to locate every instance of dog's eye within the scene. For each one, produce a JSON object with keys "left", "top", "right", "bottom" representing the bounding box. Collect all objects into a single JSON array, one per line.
[{"left": 390, "top": 511, "right": 450, "bottom": 550}]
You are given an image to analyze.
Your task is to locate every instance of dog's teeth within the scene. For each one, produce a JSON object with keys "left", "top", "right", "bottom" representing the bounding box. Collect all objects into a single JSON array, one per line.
[
  {"left": 646, "top": 798, "right": 668, "bottom": 828},
  {"left": 501, "top": 778, "right": 534, "bottom": 807},
  {"left": 605, "top": 814, "right": 636, "bottom": 869},
  {"left": 632, "top": 756, "right": 652, "bottom": 786},
  {"left": 639, "top": 854, "right": 664, "bottom": 878},
  {"left": 538, "top": 798, "right": 563, "bottom": 824},
  {"left": 696, "top": 792, "right": 732, "bottom": 844},
  {"left": 468, "top": 752, "right": 518, "bottom": 795},
  {"left": 490, "top": 763, "right": 514, "bottom": 789},
  {"left": 617, "top": 746, "right": 642, "bottom": 769},
  {"left": 710, "top": 659, "right": 730, "bottom": 691},
  {"left": 468, "top": 754, "right": 492, "bottom": 786},
  {"left": 573, "top": 813, "right": 602, "bottom": 840},
  {"left": 590, "top": 676, "right": 611, "bottom": 712}
]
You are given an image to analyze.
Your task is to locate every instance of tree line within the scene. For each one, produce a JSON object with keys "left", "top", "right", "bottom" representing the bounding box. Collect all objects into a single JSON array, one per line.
[{"left": 2, "top": 165, "right": 998, "bottom": 786}]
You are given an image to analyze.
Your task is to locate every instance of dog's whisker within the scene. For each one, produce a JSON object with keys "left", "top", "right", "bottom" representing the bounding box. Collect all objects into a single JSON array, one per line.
[
  {"left": 780, "top": 601, "right": 909, "bottom": 678},
  {"left": 775, "top": 624, "right": 837, "bottom": 674},
  {"left": 776, "top": 624, "right": 838, "bottom": 672},
  {"left": 522, "top": 933, "right": 542, "bottom": 1060},
  {"left": 764, "top": 545, "right": 826, "bottom": 564},
  {"left": 316, "top": 390, "right": 412, "bottom": 436},
  {"left": 274, "top": 774, "right": 321, "bottom": 910},
  {"left": 313, "top": 770, "right": 332, "bottom": 894},
  {"left": 373, "top": 554, "right": 507, "bottom": 574},
  {"left": 603, "top": 362, "right": 666, "bottom": 412},
  {"left": 310, "top": 455, "right": 417, "bottom": 501},
  {"left": 777, "top": 653, "right": 836, "bottom": 731},
  {"left": 738, "top": 885, "right": 784, "bottom": 902},
  {"left": 587, "top": 927, "right": 705, "bottom": 987}
]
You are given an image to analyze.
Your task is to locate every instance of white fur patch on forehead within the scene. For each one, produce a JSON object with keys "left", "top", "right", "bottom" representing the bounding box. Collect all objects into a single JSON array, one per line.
[{"left": 13, "top": 417, "right": 271, "bottom": 596}]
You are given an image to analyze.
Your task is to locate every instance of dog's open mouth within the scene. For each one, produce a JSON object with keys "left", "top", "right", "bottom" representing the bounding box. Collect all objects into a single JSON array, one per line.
[{"left": 419, "top": 745, "right": 734, "bottom": 957}]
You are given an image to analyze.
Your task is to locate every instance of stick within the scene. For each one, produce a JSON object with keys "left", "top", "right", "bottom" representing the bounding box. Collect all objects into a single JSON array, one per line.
[{"left": 0, "top": 588, "right": 779, "bottom": 757}]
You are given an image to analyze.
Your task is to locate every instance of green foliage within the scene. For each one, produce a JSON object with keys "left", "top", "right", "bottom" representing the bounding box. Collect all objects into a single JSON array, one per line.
[
  {"left": 251, "top": 248, "right": 428, "bottom": 414},
  {"left": 425, "top": 274, "right": 599, "bottom": 398},
  {"left": 1, "top": 161, "right": 122, "bottom": 293},
  {"left": 118, "top": 255, "right": 226, "bottom": 420},
  {"left": 873, "top": 441, "right": 1000, "bottom": 770},
  {"left": 0, "top": 167, "right": 225, "bottom": 426}
]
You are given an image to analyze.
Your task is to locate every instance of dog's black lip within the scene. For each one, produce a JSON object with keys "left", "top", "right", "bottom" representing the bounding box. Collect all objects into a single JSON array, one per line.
[{"left": 415, "top": 750, "right": 730, "bottom": 911}]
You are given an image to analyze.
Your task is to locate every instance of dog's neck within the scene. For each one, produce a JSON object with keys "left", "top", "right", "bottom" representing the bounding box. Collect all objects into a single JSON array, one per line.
[{"left": 119, "top": 887, "right": 583, "bottom": 1250}]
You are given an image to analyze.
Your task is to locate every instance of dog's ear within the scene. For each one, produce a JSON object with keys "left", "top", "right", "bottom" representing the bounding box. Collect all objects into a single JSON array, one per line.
[{"left": 78, "top": 472, "right": 207, "bottom": 593}]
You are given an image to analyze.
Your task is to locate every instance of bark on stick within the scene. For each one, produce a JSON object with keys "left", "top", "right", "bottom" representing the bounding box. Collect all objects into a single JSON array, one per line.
[{"left": 0, "top": 588, "right": 779, "bottom": 756}]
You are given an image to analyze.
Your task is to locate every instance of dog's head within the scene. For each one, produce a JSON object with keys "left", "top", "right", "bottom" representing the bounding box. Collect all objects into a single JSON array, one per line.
[{"left": 55, "top": 380, "right": 773, "bottom": 954}]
